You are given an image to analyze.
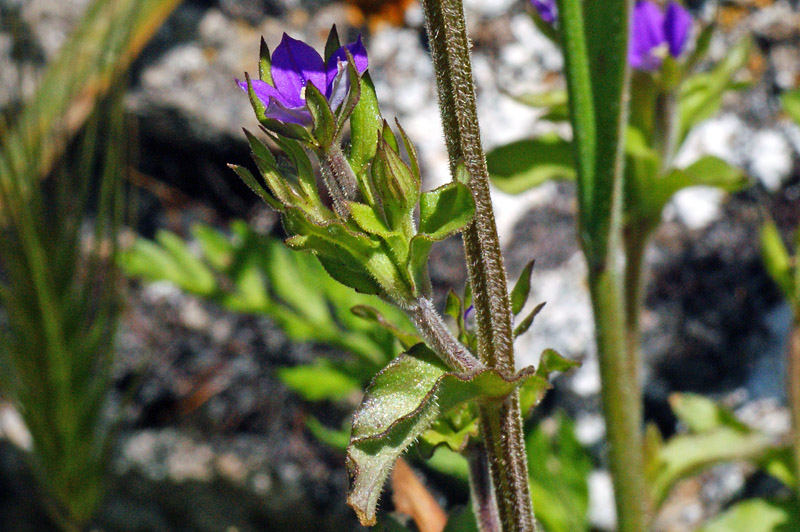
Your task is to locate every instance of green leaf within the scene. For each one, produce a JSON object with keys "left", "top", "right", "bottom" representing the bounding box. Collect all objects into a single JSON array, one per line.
[
  {"left": 511, "top": 260, "right": 535, "bottom": 315},
  {"left": 307, "top": 416, "right": 351, "bottom": 451},
  {"left": 513, "top": 301, "right": 546, "bottom": 339},
  {"left": 680, "top": 155, "right": 748, "bottom": 191},
  {"left": 377, "top": 515, "right": 414, "bottom": 532},
  {"left": 761, "top": 446, "right": 795, "bottom": 488},
  {"left": 350, "top": 305, "right": 422, "bottom": 349},
  {"left": 684, "top": 23, "right": 715, "bottom": 73},
  {"left": 228, "top": 163, "right": 283, "bottom": 211},
  {"left": 154, "top": 231, "right": 217, "bottom": 295},
  {"left": 678, "top": 37, "right": 752, "bottom": 143},
  {"left": 277, "top": 361, "right": 361, "bottom": 402},
  {"left": 782, "top": 88, "right": 800, "bottom": 125},
  {"left": 697, "top": 499, "right": 800, "bottom": 532},
  {"left": 348, "top": 202, "right": 394, "bottom": 238},
  {"left": 346, "top": 344, "right": 541, "bottom": 526},
  {"left": 650, "top": 428, "right": 772, "bottom": 507},
  {"left": 761, "top": 220, "right": 794, "bottom": 299},
  {"left": 519, "top": 348, "right": 578, "bottom": 415},
  {"left": 527, "top": 414, "right": 592, "bottom": 532},
  {"left": 191, "top": 224, "right": 234, "bottom": 271},
  {"left": 486, "top": 134, "right": 576, "bottom": 194},
  {"left": 668, "top": 393, "right": 749, "bottom": 433},
  {"left": 418, "top": 182, "right": 476, "bottom": 240},
  {"left": 349, "top": 73, "right": 382, "bottom": 181}
]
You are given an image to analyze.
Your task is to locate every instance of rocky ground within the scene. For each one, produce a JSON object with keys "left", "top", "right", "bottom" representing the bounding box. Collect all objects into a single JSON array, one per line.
[{"left": 1, "top": 0, "right": 799, "bottom": 530}]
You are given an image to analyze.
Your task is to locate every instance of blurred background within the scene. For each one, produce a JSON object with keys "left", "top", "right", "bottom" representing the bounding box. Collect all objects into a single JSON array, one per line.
[{"left": 0, "top": 0, "right": 799, "bottom": 531}]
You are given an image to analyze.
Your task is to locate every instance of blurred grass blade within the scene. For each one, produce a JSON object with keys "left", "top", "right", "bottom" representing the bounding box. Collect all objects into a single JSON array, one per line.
[{"left": 0, "top": 0, "right": 181, "bottom": 204}]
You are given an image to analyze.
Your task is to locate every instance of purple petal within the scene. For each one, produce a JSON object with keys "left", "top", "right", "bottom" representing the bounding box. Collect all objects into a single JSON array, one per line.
[
  {"left": 326, "top": 35, "right": 369, "bottom": 94},
  {"left": 271, "top": 34, "right": 326, "bottom": 107},
  {"left": 236, "top": 77, "right": 310, "bottom": 125},
  {"left": 237, "top": 77, "right": 290, "bottom": 107},
  {"left": 629, "top": 1, "right": 667, "bottom": 70},
  {"left": 664, "top": 1, "right": 692, "bottom": 57},
  {"left": 531, "top": 0, "right": 557, "bottom": 24}
]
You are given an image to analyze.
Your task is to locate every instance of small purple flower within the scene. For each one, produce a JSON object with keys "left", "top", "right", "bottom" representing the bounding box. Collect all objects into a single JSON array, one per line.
[
  {"left": 531, "top": 0, "right": 558, "bottom": 24},
  {"left": 238, "top": 33, "right": 368, "bottom": 125},
  {"left": 629, "top": 1, "right": 692, "bottom": 71}
]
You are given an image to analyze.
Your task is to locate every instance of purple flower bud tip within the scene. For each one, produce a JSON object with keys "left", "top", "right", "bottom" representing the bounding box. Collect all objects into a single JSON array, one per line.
[
  {"left": 629, "top": 1, "right": 692, "bottom": 71},
  {"left": 238, "top": 32, "right": 369, "bottom": 125},
  {"left": 531, "top": 0, "right": 558, "bottom": 24}
]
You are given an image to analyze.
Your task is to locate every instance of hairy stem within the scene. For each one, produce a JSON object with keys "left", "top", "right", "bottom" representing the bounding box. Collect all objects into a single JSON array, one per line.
[
  {"left": 590, "top": 267, "right": 649, "bottom": 532},
  {"left": 319, "top": 143, "right": 357, "bottom": 217},
  {"left": 421, "top": 0, "right": 535, "bottom": 530},
  {"left": 408, "top": 297, "right": 484, "bottom": 373},
  {"left": 466, "top": 443, "right": 502, "bottom": 532}
]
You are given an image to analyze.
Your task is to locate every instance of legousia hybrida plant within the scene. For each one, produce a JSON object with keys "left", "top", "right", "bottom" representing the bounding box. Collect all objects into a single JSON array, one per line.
[{"left": 232, "top": 0, "right": 638, "bottom": 529}]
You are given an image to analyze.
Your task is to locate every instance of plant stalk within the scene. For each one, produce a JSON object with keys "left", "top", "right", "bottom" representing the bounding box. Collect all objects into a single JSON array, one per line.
[
  {"left": 788, "top": 317, "right": 800, "bottom": 502},
  {"left": 408, "top": 297, "right": 484, "bottom": 373},
  {"left": 590, "top": 267, "right": 649, "bottom": 532},
  {"left": 623, "top": 229, "right": 648, "bottom": 387},
  {"left": 466, "top": 443, "right": 502, "bottom": 532},
  {"left": 420, "top": 0, "right": 535, "bottom": 530}
]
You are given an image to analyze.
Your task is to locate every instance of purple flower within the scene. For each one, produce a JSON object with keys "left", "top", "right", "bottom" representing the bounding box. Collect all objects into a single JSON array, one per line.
[
  {"left": 531, "top": 0, "right": 558, "bottom": 24},
  {"left": 629, "top": 1, "right": 692, "bottom": 71},
  {"left": 238, "top": 33, "right": 368, "bottom": 125}
]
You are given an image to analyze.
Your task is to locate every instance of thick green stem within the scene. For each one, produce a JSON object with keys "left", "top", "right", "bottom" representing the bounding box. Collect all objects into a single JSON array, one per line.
[
  {"left": 623, "top": 229, "right": 648, "bottom": 387},
  {"left": 590, "top": 267, "right": 649, "bottom": 532},
  {"left": 788, "top": 318, "right": 800, "bottom": 502},
  {"left": 420, "top": 0, "right": 535, "bottom": 530}
]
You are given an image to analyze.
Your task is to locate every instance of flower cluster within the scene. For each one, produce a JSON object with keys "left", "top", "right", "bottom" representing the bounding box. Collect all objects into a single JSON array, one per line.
[
  {"left": 238, "top": 33, "right": 368, "bottom": 125},
  {"left": 531, "top": 0, "right": 692, "bottom": 71}
]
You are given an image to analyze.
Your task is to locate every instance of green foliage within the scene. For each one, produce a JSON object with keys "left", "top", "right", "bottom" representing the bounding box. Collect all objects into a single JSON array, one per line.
[
  {"left": 648, "top": 394, "right": 777, "bottom": 510},
  {"left": 486, "top": 134, "right": 575, "bottom": 194},
  {"left": 346, "top": 343, "right": 543, "bottom": 526},
  {"left": 697, "top": 499, "right": 800, "bottom": 532},
  {"left": 121, "top": 220, "right": 417, "bottom": 391},
  {"left": 761, "top": 219, "right": 799, "bottom": 311},
  {"left": 526, "top": 414, "right": 592, "bottom": 532},
  {"left": 782, "top": 88, "right": 800, "bottom": 125},
  {"left": 0, "top": 89, "right": 126, "bottom": 528}
]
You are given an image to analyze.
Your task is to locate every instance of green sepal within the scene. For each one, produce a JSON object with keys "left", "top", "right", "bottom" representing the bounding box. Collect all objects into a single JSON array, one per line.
[
  {"left": 306, "top": 416, "right": 350, "bottom": 452},
  {"left": 443, "top": 506, "right": 480, "bottom": 532},
  {"left": 228, "top": 163, "right": 283, "bottom": 211},
  {"left": 510, "top": 260, "right": 535, "bottom": 315},
  {"left": 305, "top": 81, "right": 336, "bottom": 149},
  {"left": 418, "top": 182, "right": 475, "bottom": 240},
  {"left": 406, "top": 235, "right": 434, "bottom": 298},
  {"left": 487, "top": 133, "right": 576, "bottom": 194},
  {"left": 324, "top": 25, "right": 341, "bottom": 63},
  {"left": 372, "top": 128, "right": 420, "bottom": 229},
  {"left": 350, "top": 304, "right": 422, "bottom": 349},
  {"left": 334, "top": 49, "right": 363, "bottom": 131},
  {"left": 346, "top": 343, "right": 541, "bottom": 526},
  {"left": 445, "top": 289, "right": 467, "bottom": 341},
  {"left": 260, "top": 115, "right": 315, "bottom": 144},
  {"left": 243, "top": 128, "right": 276, "bottom": 167},
  {"left": 258, "top": 37, "right": 273, "bottom": 85},
  {"left": 349, "top": 73, "right": 382, "bottom": 184}
]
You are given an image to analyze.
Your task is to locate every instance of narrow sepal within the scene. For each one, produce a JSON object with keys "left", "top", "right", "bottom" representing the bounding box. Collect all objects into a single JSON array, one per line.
[{"left": 259, "top": 37, "right": 273, "bottom": 84}]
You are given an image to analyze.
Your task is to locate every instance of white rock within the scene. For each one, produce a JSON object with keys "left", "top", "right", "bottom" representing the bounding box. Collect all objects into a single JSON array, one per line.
[
  {"left": 665, "top": 186, "right": 725, "bottom": 230},
  {"left": 748, "top": 129, "right": 793, "bottom": 191},
  {"left": 588, "top": 470, "right": 617, "bottom": 531},
  {"left": 0, "top": 404, "right": 32, "bottom": 451}
]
